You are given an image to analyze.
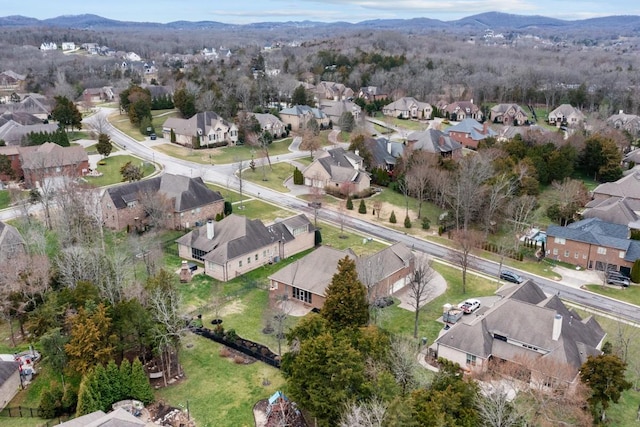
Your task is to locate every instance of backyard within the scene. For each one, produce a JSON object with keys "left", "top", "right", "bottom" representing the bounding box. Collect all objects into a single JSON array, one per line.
[
  {"left": 84, "top": 154, "right": 156, "bottom": 187},
  {"left": 0, "top": 190, "right": 10, "bottom": 209}
]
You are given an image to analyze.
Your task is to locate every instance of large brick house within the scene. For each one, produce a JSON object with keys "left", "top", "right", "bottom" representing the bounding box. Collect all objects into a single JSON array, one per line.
[
  {"left": 162, "top": 111, "right": 238, "bottom": 148},
  {"left": 16, "top": 143, "right": 88, "bottom": 189},
  {"left": 101, "top": 174, "right": 224, "bottom": 231},
  {"left": 446, "top": 119, "right": 497, "bottom": 150},
  {"left": 176, "top": 214, "right": 315, "bottom": 281},
  {"left": 268, "top": 243, "right": 414, "bottom": 311},
  {"left": 279, "top": 105, "right": 330, "bottom": 130},
  {"left": 546, "top": 218, "right": 640, "bottom": 276},
  {"left": 434, "top": 280, "right": 605, "bottom": 384},
  {"left": 301, "top": 147, "right": 370, "bottom": 194},
  {"left": 489, "top": 103, "right": 529, "bottom": 125},
  {"left": 382, "top": 97, "right": 432, "bottom": 120}
]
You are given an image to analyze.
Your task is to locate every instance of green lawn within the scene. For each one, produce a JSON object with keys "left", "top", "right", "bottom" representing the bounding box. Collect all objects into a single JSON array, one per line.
[
  {"left": 67, "top": 130, "right": 91, "bottom": 141},
  {"left": 0, "top": 190, "right": 10, "bottom": 209},
  {"left": 378, "top": 116, "right": 427, "bottom": 131},
  {"left": 156, "top": 334, "right": 285, "bottom": 427},
  {"left": 109, "top": 109, "right": 179, "bottom": 142},
  {"left": 242, "top": 163, "right": 292, "bottom": 193},
  {"left": 84, "top": 155, "right": 156, "bottom": 187},
  {"left": 584, "top": 283, "right": 640, "bottom": 305}
]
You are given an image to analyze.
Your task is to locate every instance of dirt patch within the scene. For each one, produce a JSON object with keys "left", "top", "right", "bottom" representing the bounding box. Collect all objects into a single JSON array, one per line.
[{"left": 219, "top": 299, "right": 246, "bottom": 316}]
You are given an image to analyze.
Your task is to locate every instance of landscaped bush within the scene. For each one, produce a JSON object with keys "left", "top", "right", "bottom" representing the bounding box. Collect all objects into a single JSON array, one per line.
[
  {"left": 389, "top": 210, "right": 397, "bottom": 224},
  {"left": 219, "top": 347, "right": 232, "bottom": 358},
  {"left": 346, "top": 196, "right": 353, "bottom": 210},
  {"left": 293, "top": 167, "right": 304, "bottom": 185},
  {"left": 421, "top": 217, "right": 430, "bottom": 230},
  {"left": 98, "top": 160, "right": 107, "bottom": 166},
  {"left": 358, "top": 199, "right": 366, "bottom": 214},
  {"left": 404, "top": 215, "right": 411, "bottom": 228}
]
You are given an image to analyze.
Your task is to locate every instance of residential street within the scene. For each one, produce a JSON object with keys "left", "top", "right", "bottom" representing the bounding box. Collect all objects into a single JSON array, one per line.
[{"left": 9, "top": 108, "right": 636, "bottom": 325}]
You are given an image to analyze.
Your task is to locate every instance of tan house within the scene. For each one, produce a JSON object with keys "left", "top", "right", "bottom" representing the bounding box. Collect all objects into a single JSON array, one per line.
[
  {"left": 0, "top": 70, "right": 26, "bottom": 91},
  {"left": 546, "top": 218, "right": 640, "bottom": 276},
  {"left": 279, "top": 105, "right": 330, "bottom": 130},
  {"left": 251, "top": 113, "right": 287, "bottom": 138},
  {"left": 101, "top": 174, "right": 224, "bottom": 231},
  {"left": 607, "top": 110, "right": 640, "bottom": 136},
  {"left": 489, "top": 103, "right": 529, "bottom": 125},
  {"left": 176, "top": 214, "right": 315, "bottom": 282},
  {"left": 163, "top": 111, "right": 238, "bottom": 148},
  {"left": 0, "top": 221, "right": 26, "bottom": 262},
  {"left": 548, "top": 104, "right": 584, "bottom": 127},
  {"left": 319, "top": 100, "right": 361, "bottom": 122},
  {"left": 435, "top": 280, "right": 606, "bottom": 384},
  {"left": 0, "top": 361, "right": 21, "bottom": 411},
  {"left": 314, "top": 81, "right": 354, "bottom": 101},
  {"left": 57, "top": 408, "right": 146, "bottom": 427},
  {"left": 19, "top": 143, "right": 89, "bottom": 189},
  {"left": 358, "top": 86, "right": 388, "bottom": 102},
  {"left": 382, "top": 97, "right": 432, "bottom": 120},
  {"left": 302, "top": 147, "right": 370, "bottom": 194},
  {"left": 442, "top": 100, "right": 483, "bottom": 121},
  {"left": 268, "top": 243, "right": 414, "bottom": 310},
  {"left": 406, "top": 129, "right": 463, "bottom": 159}
]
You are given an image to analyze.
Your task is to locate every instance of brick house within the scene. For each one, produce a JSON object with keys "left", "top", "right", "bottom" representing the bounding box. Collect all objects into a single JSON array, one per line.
[
  {"left": 302, "top": 147, "right": 370, "bottom": 194},
  {"left": 489, "top": 103, "right": 529, "bottom": 125},
  {"left": 19, "top": 143, "right": 89, "bottom": 189},
  {"left": 382, "top": 97, "right": 432, "bottom": 120},
  {"left": 434, "top": 280, "right": 605, "bottom": 383},
  {"left": 548, "top": 104, "right": 584, "bottom": 127},
  {"left": 176, "top": 214, "right": 315, "bottom": 282},
  {"left": 446, "top": 118, "right": 497, "bottom": 150},
  {"left": 251, "top": 113, "right": 287, "bottom": 138},
  {"left": 268, "top": 243, "right": 414, "bottom": 311},
  {"left": 101, "top": 174, "right": 224, "bottom": 231},
  {"left": 0, "top": 146, "right": 21, "bottom": 183},
  {"left": 162, "top": 111, "right": 238, "bottom": 148},
  {"left": 406, "top": 129, "right": 463, "bottom": 159},
  {"left": 441, "top": 100, "right": 483, "bottom": 121},
  {"left": 546, "top": 218, "right": 640, "bottom": 276},
  {"left": 279, "top": 105, "right": 330, "bottom": 130}
]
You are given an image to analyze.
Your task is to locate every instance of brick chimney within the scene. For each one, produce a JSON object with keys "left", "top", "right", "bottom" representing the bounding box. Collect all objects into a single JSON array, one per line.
[{"left": 207, "top": 219, "right": 214, "bottom": 240}]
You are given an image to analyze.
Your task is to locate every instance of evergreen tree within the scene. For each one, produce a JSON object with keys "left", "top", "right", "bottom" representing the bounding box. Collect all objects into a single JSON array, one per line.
[
  {"left": 631, "top": 259, "right": 640, "bottom": 283},
  {"left": 346, "top": 196, "right": 354, "bottom": 210},
  {"left": 120, "top": 161, "right": 143, "bottom": 182},
  {"left": 389, "top": 210, "right": 397, "bottom": 223},
  {"left": 130, "top": 358, "right": 155, "bottom": 404},
  {"left": 580, "top": 354, "right": 632, "bottom": 422},
  {"left": 119, "top": 358, "right": 132, "bottom": 398},
  {"left": 96, "top": 133, "right": 113, "bottom": 157},
  {"left": 338, "top": 111, "right": 356, "bottom": 132},
  {"left": 358, "top": 199, "right": 366, "bottom": 214},
  {"left": 51, "top": 96, "right": 82, "bottom": 131},
  {"left": 291, "top": 84, "right": 311, "bottom": 106},
  {"left": 76, "top": 371, "right": 102, "bottom": 416},
  {"left": 322, "top": 257, "right": 369, "bottom": 329},
  {"left": 404, "top": 215, "right": 412, "bottom": 228},
  {"left": 64, "top": 304, "right": 116, "bottom": 376}
]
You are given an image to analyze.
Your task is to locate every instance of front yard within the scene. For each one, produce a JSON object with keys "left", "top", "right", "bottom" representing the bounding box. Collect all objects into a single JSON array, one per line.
[
  {"left": 0, "top": 190, "right": 10, "bottom": 209},
  {"left": 84, "top": 154, "right": 155, "bottom": 187}
]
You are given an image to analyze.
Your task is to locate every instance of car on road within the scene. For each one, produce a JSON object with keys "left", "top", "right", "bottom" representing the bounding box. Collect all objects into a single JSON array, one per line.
[
  {"left": 500, "top": 270, "right": 523, "bottom": 284},
  {"left": 458, "top": 299, "right": 481, "bottom": 314},
  {"left": 606, "top": 271, "right": 630, "bottom": 287}
]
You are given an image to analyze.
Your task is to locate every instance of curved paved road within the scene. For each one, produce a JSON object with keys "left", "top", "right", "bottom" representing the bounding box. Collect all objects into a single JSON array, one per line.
[{"left": 81, "top": 108, "right": 640, "bottom": 325}]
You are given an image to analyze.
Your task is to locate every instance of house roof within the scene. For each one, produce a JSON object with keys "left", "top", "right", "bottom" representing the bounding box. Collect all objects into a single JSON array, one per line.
[
  {"left": 313, "top": 147, "right": 367, "bottom": 184},
  {"left": 582, "top": 197, "right": 639, "bottom": 226},
  {"left": 592, "top": 167, "right": 640, "bottom": 200},
  {"left": 0, "top": 121, "right": 59, "bottom": 145},
  {"left": 0, "top": 220, "right": 26, "bottom": 254},
  {"left": 163, "top": 111, "right": 235, "bottom": 137},
  {"left": 490, "top": 103, "right": 528, "bottom": 116},
  {"left": 0, "top": 111, "right": 42, "bottom": 126},
  {"left": 176, "top": 214, "right": 311, "bottom": 265},
  {"left": 19, "top": 143, "right": 88, "bottom": 170},
  {"left": 251, "top": 113, "right": 284, "bottom": 130},
  {"left": 268, "top": 246, "right": 356, "bottom": 296},
  {"left": 607, "top": 111, "right": 640, "bottom": 126},
  {"left": 384, "top": 97, "right": 431, "bottom": 112},
  {"left": 549, "top": 104, "right": 584, "bottom": 119},
  {"left": 368, "top": 137, "right": 404, "bottom": 167},
  {"left": 547, "top": 217, "right": 640, "bottom": 262},
  {"left": 319, "top": 100, "right": 361, "bottom": 119},
  {"left": 280, "top": 105, "right": 327, "bottom": 120},
  {"left": 356, "top": 242, "right": 414, "bottom": 282},
  {"left": 58, "top": 408, "right": 146, "bottom": 427},
  {"left": 104, "top": 174, "right": 223, "bottom": 212},
  {"left": 436, "top": 280, "right": 605, "bottom": 375},
  {"left": 407, "top": 129, "right": 462, "bottom": 154},
  {"left": 444, "top": 101, "right": 480, "bottom": 115},
  {"left": 446, "top": 119, "right": 497, "bottom": 140}
]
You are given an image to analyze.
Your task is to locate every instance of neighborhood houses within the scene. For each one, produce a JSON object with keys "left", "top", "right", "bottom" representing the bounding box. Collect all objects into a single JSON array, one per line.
[{"left": 1, "top": 10, "right": 639, "bottom": 427}]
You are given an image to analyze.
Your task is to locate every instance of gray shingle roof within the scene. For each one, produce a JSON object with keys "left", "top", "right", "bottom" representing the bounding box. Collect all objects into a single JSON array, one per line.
[
  {"left": 436, "top": 280, "right": 606, "bottom": 375},
  {"left": 407, "top": 129, "right": 462, "bottom": 154},
  {"left": 446, "top": 118, "right": 497, "bottom": 139},
  {"left": 0, "top": 360, "right": 19, "bottom": 386},
  {"left": 105, "top": 174, "right": 222, "bottom": 213}
]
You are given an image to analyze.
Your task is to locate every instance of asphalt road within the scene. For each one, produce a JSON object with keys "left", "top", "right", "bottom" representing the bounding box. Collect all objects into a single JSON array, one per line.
[{"left": 75, "top": 109, "right": 640, "bottom": 324}]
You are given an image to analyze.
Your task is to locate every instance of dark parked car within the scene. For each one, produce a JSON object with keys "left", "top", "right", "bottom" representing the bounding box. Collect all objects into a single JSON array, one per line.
[
  {"left": 499, "top": 270, "right": 523, "bottom": 284},
  {"left": 150, "top": 133, "right": 157, "bottom": 140}
]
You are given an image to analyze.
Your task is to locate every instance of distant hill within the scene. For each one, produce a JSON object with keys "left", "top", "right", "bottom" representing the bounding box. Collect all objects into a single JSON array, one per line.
[{"left": 0, "top": 11, "right": 638, "bottom": 34}]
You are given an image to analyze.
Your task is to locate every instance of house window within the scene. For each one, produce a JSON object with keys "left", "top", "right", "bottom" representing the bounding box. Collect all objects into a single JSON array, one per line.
[
  {"left": 552, "top": 248, "right": 558, "bottom": 255},
  {"left": 270, "top": 282, "right": 278, "bottom": 291},
  {"left": 620, "top": 251, "right": 626, "bottom": 259},
  {"left": 263, "top": 250, "right": 266, "bottom": 258},
  {"left": 583, "top": 254, "right": 588, "bottom": 259},
  {"left": 564, "top": 250, "right": 570, "bottom": 258},
  {"left": 127, "top": 201, "right": 137, "bottom": 208},
  {"left": 554, "top": 237, "right": 566, "bottom": 245},
  {"left": 574, "top": 252, "right": 579, "bottom": 259},
  {"left": 597, "top": 247, "right": 607, "bottom": 255},
  {"left": 292, "top": 287, "right": 312, "bottom": 304},
  {"left": 255, "top": 254, "right": 259, "bottom": 261},
  {"left": 466, "top": 353, "right": 477, "bottom": 366},
  {"left": 247, "top": 257, "right": 251, "bottom": 264},
  {"left": 191, "top": 248, "right": 208, "bottom": 262}
]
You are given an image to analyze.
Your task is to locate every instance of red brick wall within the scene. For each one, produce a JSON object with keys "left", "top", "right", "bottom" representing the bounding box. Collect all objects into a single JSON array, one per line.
[
  {"left": 22, "top": 161, "right": 89, "bottom": 188},
  {"left": 547, "top": 237, "right": 633, "bottom": 271}
]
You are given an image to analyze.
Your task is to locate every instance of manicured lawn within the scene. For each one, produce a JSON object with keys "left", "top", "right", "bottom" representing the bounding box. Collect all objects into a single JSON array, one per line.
[
  {"left": 109, "top": 109, "right": 179, "bottom": 142},
  {"left": 584, "top": 283, "right": 640, "bottom": 305},
  {"left": 242, "top": 162, "right": 292, "bottom": 193},
  {"left": 156, "top": 334, "right": 285, "bottom": 427},
  {"left": 379, "top": 262, "right": 500, "bottom": 342},
  {"left": 67, "top": 130, "right": 91, "bottom": 141},
  {"left": 154, "top": 139, "right": 294, "bottom": 166},
  {"left": 85, "top": 155, "right": 155, "bottom": 187},
  {"left": 232, "top": 199, "right": 294, "bottom": 223},
  {"left": 151, "top": 109, "right": 180, "bottom": 131},
  {"left": 0, "top": 190, "right": 10, "bottom": 209},
  {"left": 378, "top": 116, "right": 427, "bottom": 131}
]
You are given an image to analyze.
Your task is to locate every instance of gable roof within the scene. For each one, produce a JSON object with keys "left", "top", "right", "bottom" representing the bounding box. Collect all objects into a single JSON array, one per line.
[
  {"left": 0, "top": 360, "right": 20, "bottom": 385},
  {"left": 436, "top": 280, "right": 605, "bottom": 375},
  {"left": 251, "top": 113, "right": 284, "bottom": 130},
  {"left": 592, "top": 167, "right": 640, "bottom": 200},
  {"left": 407, "top": 129, "right": 462, "bottom": 154},
  {"left": 280, "top": 105, "right": 327, "bottom": 120},
  {"left": 446, "top": 118, "right": 497, "bottom": 140},
  {"left": 368, "top": 137, "right": 404, "bottom": 167},
  {"left": 547, "top": 218, "right": 640, "bottom": 262},
  {"left": 176, "top": 214, "right": 311, "bottom": 264},
  {"left": 163, "top": 111, "right": 235, "bottom": 137},
  {"left": 268, "top": 246, "right": 356, "bottom": 296},
  {"left": 384, "top": 97, "right": 431, "bottom": 112},
  {"left": 58, "top": 408, "right": 146, "bottom": 427},
  {"left": 444, "top": 101, "right": 480, "bottom": 115},
  {"left": 356, "top": 242, "right": 414, "bottom": 280},
  {"left": 104, "top": 174, "right": 223, "bottom": 212},
  {"left": 311, "top": 147, "right": 367, "bottom": 184},
  {"left": 319, "top": 100, "right": 361, "bottom": 119},
  {"left": 19, "top": 143, "right": 88, "bottom": 170},
  {"left": 549, "top": 104, "right": 584, "bottom": 119},
  {"left": 0, "top": 220, "right": 26, "bottom": 255},
  {"left": 583, "top": 197, "right": 639, "bottom": 226}
]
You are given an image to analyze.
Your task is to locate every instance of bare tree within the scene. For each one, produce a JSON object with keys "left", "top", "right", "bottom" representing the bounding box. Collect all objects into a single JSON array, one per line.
[
  {"left": 339, "top": 398, "right": 388, "bottom": 427},
  {"left": 405, "top": 151, "right": 432, "bottom": 219},
  {"left": 507, "top": 195, "right": 538, "bottom": 248},
  {"left": 138, "top": 189, "right": 173, "bottom": 230},
  {"left": 389, "top": 336, "right": 428, "bottom": 396},
  {"left": 483, "top": 173, "right": 515, "bottom": 237},
  {"left": 476, "top": 382, "right": 525, "bottom": 427},
  {"left": 407, "top": 254, "right": 435, "bottom": 338},
  {"left": 448, "top": 152, "right": 494, "bottom": 231},
  {"left": 357, "top": 254, "right": 386, "bottom": 325},
  {"left": 451, "top": 229, "right": 482, "bottom": 294}
]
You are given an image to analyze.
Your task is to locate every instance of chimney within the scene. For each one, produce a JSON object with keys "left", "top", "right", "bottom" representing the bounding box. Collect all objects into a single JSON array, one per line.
[
  {"left": 552, "top": 314, "right": 562, "bottom": 341},
  {"left": 620, "top": 110, "right": 624, "bottom": 114},
  {"left": 386, "top": 140, "right": 392, "bottom": 155},
  {"left": 179, "top": 260, "right": 192, "bottom": 283},
  {"left": 206, "top": 220, "right": 214, "bottom": 240},
  {"left": 354, "top": 149, "right": 359, "bottom": 157},
  {"left": 470, "top": 98, "right": 474, "bottom": 104}
]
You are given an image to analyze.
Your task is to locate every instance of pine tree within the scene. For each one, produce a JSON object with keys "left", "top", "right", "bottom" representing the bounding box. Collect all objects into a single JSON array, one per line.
[
  {"left": 130, "top": 358, "right": 155, "bottom": 404},
  {"left": 96, "top": 133, "right": 113, "bottom": 157},
  {"left": 389, "top": 210, "right": 397, "bottom": 223},
  {"left": 322, "top": 257, "right": 369, "bottom": 329},
  {"left": 404, "top": 215, "right": 412, "bottom": 228},
  {"left": 76, "top": 371, "right": 102, "bottom": 416},
  {"left": 119, "top": 359, "right": 132, "bottom": 398},
  {"left": 346, "top": 196, "right": 354, "bottom": 210},
  {"left": 631, "top": 259, "right": 640, "bottom": 283},
  {"left": 358, "top": 199, "right": 366, "bottom": 214}
]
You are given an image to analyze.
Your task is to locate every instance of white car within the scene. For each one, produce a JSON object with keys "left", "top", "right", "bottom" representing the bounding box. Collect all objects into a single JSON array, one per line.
[{"left": 458, "top": 299, "right": 481, "bottom": 314}]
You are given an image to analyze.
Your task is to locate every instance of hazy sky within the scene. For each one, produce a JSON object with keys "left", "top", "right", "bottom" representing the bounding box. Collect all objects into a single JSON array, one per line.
[{"left": 4, "top": 0, "right": 640, "bottom": 24}]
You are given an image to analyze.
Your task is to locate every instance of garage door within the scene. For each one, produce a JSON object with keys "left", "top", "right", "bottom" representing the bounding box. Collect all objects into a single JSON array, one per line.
[{"left": 391, "top": 276, "right": 409, "bottom": 294}]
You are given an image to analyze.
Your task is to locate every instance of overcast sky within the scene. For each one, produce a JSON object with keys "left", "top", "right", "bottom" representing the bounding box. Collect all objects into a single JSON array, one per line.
[{"left": 4, "top": 0, "right": 640, "bottom": 24}]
